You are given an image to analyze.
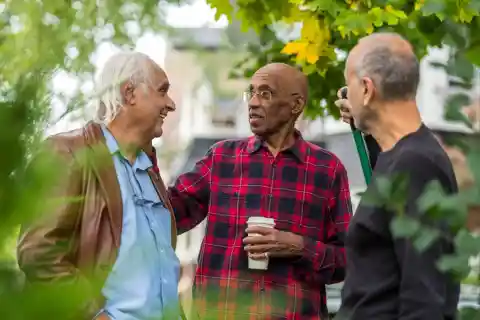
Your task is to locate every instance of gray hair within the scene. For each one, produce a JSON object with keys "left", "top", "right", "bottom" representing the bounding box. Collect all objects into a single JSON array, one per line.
[
  {"left": 93, "top": 51, "right": 154, "bottom": 125},
  {"left": 355, "top": 43, "right": 420, "bottom": 101}
]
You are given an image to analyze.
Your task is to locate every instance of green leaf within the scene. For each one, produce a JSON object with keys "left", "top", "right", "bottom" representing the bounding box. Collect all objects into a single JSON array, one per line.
[
  {"left": 390, "top": 215, "right": 421, "bottom": 239},
  {"left": 442, "top": 22, "right": 468, "bottom": 49},
  {"left": 206, "top": 0, "right": 234, "bottom": 22},
  {"left": 421, "top": 0, "right": 446, "bottom": 16},
  {"left": 467, "top": 147, "right": 480, "bottom": 190},
  {"left": 468, "top": 1, "right": 480, "bottom": 12},
  {"left": 454, "top": 229, "right": 480, "bottom": 257},
  {"left": 413, "top": 227, "right": 440, "bottom": 252},
  {"left": 436, "top": 254, "right": 471, "bottom": 277},
  {"left": 388, "top": 173, "right": 410, "bottom": 207},
  {"left": 444, "top": 93, "right": 471, "bottom": 125},
  {"left": 417, "top": 180, "right": 445, "bottom": 213},
  {"left": 451, "top": 54, "right": 475, "bottom": 81},
  {"left": 302, "top": 63, "right": 317, "bottom": 75},
  {"left": 375, "top": 175, "right": 393, "bottom": 201},
  {"left": 465, "top": 43, "right": 480, "bottom": 66}
]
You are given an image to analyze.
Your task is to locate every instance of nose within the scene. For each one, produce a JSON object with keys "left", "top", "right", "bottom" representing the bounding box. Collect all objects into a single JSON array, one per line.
[
  {"left": 248, "top": 93, "right": 261, "bottom": 109},
  {"left": 166, "top": 96, "right": 176, "bottom": 112}
]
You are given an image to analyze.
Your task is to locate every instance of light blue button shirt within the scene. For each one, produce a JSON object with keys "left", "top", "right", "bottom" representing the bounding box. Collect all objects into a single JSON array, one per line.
[{"left": 100, "top": 126, "right": 180, "bottom": 320}]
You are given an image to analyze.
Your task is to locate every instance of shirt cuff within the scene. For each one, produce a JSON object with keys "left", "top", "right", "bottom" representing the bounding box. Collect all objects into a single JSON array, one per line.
[{"left": 297, "top": 236, "right": 327, "bottom": 270}]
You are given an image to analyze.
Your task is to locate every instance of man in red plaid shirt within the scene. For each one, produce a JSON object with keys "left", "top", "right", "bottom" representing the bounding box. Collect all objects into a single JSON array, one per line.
[{"left": 169, "top": 63, "right": 352, "bottom": 319}]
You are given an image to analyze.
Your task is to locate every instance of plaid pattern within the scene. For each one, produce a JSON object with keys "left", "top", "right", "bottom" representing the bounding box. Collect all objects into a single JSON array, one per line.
[{"left": 170, "top": 133, "right": 352, "bottom": 319}]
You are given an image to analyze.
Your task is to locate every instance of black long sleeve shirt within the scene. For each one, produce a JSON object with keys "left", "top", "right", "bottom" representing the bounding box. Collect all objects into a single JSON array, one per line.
[{"left": 337, "top": 125, "right": 460, "bottom": 320}]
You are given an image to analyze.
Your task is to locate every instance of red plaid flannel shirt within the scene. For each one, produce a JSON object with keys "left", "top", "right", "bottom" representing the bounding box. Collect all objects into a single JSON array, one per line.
[{"left": 169, "top": 133, "right": 352, "bottom": 319}]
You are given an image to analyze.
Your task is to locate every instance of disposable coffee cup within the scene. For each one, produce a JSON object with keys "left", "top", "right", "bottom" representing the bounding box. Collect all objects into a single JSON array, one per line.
[{"left": 246, "top": 216, "right": 276, "bottom": 270}]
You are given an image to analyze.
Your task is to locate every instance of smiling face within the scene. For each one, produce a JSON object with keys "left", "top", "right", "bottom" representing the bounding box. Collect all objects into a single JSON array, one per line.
[
  {"left": 246, "top": 66, "right": 304, "bottom": 137},
  {"left": 122, "top": 64, "right": 175, "bottom": 138}
]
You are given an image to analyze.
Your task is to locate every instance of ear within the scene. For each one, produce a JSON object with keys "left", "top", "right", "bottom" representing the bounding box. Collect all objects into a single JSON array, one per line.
[
  {"left": 361, "top": 77, "right": 376, "bottom": 106},
  {"left": 121, "top": 81, "right": 136, "bottom": 106},
  {"left": 292, "top": 95, "right": 305, "bottom": 115}
]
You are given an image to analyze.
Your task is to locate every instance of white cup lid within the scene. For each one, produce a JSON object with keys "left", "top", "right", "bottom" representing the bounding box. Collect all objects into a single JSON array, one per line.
[{"left": 247, "top": 216, "right": 275, "bottom": 226}]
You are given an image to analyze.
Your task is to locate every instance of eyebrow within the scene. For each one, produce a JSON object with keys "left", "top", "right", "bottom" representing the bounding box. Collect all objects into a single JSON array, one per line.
[
  {"left": 157, "top": 81, "right": 170, "bottom": 90},
  {"left": 248, "top": 84, "right": 275, "bottom": 92}
]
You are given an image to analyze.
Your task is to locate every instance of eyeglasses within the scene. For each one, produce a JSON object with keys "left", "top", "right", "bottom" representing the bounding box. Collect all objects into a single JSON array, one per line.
[{"left": 243, "top": 90, "right": 272, "bottom": 102}]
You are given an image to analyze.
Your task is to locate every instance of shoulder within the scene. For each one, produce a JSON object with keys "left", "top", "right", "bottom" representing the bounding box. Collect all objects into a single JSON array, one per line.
[
  {"left": 392, "top": 145, "right": 445, "bottom": 174},
  {"left": 208, "top": 138, "right": 251, "bottom": 155},
  {"left": 304, "top": 141, "right": 347, "bottom": 174},
  {"left": 391, "top": 126, "right": 454, "bottom": 174},
  {"left": 45, "top": 127, "right": 88, "bottom": 158},
  {"left": 390, "top": 147, "right": 457, "bottom": 193}
]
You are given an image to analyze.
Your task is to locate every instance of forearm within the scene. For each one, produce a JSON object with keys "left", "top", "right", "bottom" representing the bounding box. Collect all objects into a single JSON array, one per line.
[
  {"left": 169, "top": 149, "right": 213, "bottom": 234},
  {"left": 169, "top": 190, "right": 207, "bottom": 234}
]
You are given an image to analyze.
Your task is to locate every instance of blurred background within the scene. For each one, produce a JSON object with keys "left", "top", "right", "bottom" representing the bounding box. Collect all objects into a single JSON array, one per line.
[{"left": 29, "top": 0, "right": 480, "bottom": 317}]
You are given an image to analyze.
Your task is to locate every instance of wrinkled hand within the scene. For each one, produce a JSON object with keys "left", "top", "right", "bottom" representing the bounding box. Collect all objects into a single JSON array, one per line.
[
  {"left": 334, "top": 86, "right": 353, "bottom": 125},
  {"left": 243, "top": 226, "right": 304, "bottom": 260}
]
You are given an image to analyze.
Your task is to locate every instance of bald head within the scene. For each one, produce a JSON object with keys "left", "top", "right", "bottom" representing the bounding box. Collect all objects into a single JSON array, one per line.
[
  {"left": 347, "top": 32, "right": 419, "bottom": 101},
  {"left": 255, "top": 63, "right": 309, "bottom": 103}
]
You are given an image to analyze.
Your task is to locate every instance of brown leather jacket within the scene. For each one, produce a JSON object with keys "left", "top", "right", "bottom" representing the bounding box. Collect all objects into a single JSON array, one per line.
[{"left": 17, "top": 122, "right": 177, "bottom": 318}]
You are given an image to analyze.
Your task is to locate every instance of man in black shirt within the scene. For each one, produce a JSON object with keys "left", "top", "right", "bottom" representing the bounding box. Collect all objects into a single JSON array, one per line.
[{"left": 334, "top": 32, "right": 460, "bottom": 319}]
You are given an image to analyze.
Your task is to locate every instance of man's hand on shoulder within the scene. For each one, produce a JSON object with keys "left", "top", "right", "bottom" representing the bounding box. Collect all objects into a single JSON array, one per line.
[{"left": 243, "top": 226, "right": 305, "bottom": 259}]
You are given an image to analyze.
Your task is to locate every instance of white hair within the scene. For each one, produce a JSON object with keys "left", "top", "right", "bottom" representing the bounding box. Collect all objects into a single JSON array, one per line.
[{"left": 93, "top": 51, "right": 154, "bottom": 124}]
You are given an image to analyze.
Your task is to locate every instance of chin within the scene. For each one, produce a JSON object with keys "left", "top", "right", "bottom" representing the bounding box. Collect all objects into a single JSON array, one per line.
[
  {"left": 250, "top": 126, "right": 265, "bottom": 136},
  {"left": 153, "top": 125, "right": 163, "bottom": 138}
]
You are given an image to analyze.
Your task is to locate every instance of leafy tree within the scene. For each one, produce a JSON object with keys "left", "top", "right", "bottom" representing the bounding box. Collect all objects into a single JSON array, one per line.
[
  {"left": 206, "top": 0, "right": 480, "bottom": 318},
  {"left": 0, "top": 0, "right": 190, "bottom": 318}
]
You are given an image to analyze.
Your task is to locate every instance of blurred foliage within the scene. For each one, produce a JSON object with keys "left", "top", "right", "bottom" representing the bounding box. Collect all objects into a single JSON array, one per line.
[
  {"left": 206, "top": 0, "right": 480, "bottom": 318},
  {"left": 0, "top": 0, "right": 190, "bottom": 318},
  {"left": 207, "top": 0, "right": 480, "bottom": 119},
  {"left": 1, "top": 0, "right": 479, "bottom": 318}
]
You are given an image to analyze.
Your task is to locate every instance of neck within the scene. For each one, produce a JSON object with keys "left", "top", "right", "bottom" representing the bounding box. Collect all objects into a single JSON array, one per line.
[
  {"left": 368, "top": 100, "right": 422, "bottom": 151},
  {"left": 107, "top": 120, "right": 151, "bottom": 163},
  {"left": 264, "top": 122, "right": 296, "bottom": 156}
]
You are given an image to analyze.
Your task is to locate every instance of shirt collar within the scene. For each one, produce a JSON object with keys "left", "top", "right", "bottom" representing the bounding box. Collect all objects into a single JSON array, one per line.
[
  {"left": 246, "top": 130, "right": 308, "bottom": 163},
  {"left": 100, "top": 125, "right": 152, "bottom": 171}
]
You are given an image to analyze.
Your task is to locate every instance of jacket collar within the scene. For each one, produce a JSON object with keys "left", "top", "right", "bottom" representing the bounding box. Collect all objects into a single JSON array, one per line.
[{"left": 82, "top": 121, "right": 176, "bottom": 248}]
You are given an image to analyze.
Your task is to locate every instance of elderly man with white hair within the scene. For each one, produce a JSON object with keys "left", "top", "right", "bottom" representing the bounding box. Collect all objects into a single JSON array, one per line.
[{"left": 17, "top": 52, "right": 181, "bottom": 320}]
